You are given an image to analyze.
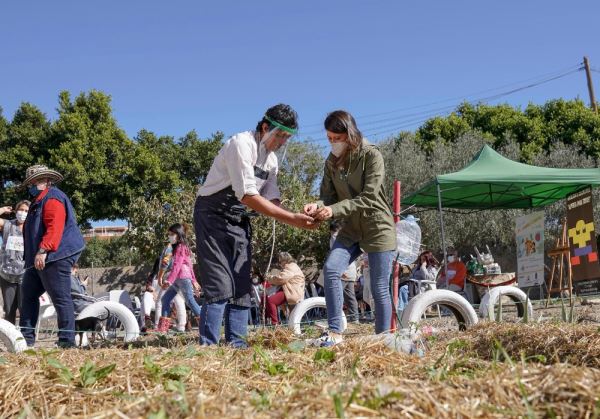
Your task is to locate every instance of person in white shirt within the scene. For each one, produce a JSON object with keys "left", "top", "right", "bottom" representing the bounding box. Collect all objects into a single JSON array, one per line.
[{"left": 194, "top": 104, "right": 316, "bottom": 348}]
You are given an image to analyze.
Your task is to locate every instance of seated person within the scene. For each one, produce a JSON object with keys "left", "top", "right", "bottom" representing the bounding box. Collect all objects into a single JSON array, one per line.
[
  {"left": 70, "top": 264, "right": 90, "bottom": 315},
  {"left": 265, "top": 252, "right": 305, "bottom": 325},
  {"left": 437, "top": 247, "right": 466, "bottom": 292}
]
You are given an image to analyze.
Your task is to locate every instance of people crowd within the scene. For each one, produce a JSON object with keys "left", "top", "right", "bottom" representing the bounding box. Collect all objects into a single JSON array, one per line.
[{"left": 0, "top": 106, "right": 470, "bottom": 350}]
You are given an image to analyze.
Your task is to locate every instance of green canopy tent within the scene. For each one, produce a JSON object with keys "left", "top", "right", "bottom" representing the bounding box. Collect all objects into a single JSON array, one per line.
[{"left": 403, "top": 144, "right": 600, "bottom": 274}]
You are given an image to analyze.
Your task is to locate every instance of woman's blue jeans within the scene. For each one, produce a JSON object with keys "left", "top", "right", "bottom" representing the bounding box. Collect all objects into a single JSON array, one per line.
[
  {"left": 398, "top": 284, "right": 409, "bottom": 311},
  {"left": 161, "top": 278, "right": 202, "bottom": 318},
  {"left": 324, "top": 240, "right": 394, "bottom": 334}
]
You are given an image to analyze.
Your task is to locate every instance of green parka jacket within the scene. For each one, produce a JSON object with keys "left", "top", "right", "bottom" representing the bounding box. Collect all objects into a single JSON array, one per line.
[{"left": 317, "top": 140, "right": 397, "bottom": 253}]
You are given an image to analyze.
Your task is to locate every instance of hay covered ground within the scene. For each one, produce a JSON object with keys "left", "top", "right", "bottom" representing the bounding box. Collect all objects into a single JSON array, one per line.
[{"left": 2, "top": 306, "right": 600, "bottom": 418}]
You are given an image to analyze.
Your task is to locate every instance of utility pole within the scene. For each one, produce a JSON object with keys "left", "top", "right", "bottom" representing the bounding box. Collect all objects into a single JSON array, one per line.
[{"left": 583, "top": 56, "right": 598, "bottom": 113}]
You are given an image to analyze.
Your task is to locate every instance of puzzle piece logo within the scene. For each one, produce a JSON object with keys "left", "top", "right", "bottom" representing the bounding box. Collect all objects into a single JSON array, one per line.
[{"left": 568, "top": 219, "right": 598, "bottom": 265}]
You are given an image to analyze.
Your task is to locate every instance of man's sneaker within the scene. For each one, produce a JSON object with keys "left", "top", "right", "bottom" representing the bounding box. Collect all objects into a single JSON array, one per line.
[{"left": 308, "top": 331, "right": 344, "bottom": 347}]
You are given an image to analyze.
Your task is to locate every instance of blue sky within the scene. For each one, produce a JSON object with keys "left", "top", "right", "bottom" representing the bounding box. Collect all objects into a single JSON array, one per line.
[{"left": 1, "top": 1, "right": 599, "bottom": 226}]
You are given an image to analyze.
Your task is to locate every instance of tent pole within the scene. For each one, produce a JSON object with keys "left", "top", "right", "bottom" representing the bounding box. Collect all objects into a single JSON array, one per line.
[{"left": 437, "top": 181, "right": 448, "bottom": 285}]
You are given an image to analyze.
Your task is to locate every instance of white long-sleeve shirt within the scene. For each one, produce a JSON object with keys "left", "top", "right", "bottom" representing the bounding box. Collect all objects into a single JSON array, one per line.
[{"left": 198, "top": 131, "right": 281, "bottom": 201}]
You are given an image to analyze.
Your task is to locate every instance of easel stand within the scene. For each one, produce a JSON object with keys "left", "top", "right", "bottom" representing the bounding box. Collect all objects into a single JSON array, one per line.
[{"left": 545, "top": 220, "right": 573, "bottom": 307}]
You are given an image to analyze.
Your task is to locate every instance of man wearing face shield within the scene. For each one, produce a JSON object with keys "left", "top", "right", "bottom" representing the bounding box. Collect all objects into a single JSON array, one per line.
[{"left": 194, "top": 103, "right": 316, "bottom": 348}]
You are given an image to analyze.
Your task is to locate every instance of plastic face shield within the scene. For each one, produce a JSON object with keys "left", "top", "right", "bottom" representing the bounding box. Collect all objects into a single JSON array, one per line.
[{"left": 261, "top": 116, "right": 297, "bottom": 153}]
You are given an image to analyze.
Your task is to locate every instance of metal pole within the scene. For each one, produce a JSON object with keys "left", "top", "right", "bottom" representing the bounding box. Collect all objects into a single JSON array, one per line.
[
  {"left": 390, "top": 180, "right": 401, "bottom": 331},
  {"left": 583, "top": 56, "right": 598, "bottom": 113},
  {"left": 436, "top": 182, "right": 448, "bottom": 286}
]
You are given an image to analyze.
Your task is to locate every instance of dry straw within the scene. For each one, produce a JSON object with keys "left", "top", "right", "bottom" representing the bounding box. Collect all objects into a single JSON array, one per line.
[{"left": 0, "top": 323, "right": 599, "bottom": 418}]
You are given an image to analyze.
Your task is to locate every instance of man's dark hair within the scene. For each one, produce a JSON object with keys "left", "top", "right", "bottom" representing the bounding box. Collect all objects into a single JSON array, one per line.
[{"left": 255, "top": 103, "right": 298, "bottom": 133}]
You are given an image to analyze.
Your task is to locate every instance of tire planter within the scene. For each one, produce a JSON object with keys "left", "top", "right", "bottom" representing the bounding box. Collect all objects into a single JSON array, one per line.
[
  {"left": 0, "top": 319, "right": 27, "bottom": 353},
  {"left": 288, "top": 297, "right": 347, "bottom": 336},
  {"left": 400, "top": 289, "right": 478, "bottom": 331},
  {"left": 479, "top": 285, "right": 533, "bottom": 321},
  {"left": 76, "top": 301, "right": 140, "bottom": 342}
]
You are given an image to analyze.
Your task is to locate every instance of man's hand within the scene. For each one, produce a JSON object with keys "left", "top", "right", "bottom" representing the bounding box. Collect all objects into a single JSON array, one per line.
[
  {"left": 291, "top": 213, "right": 320, "bottom": 230},
  {"left": 34, "top": 253, "right": 47, "bottom": 271},
  {"left": 303, "top": 203, "right": 318, "bottom": 216},
  {"left": 313, "top": 206, "right": 333, "bottom": 221}
]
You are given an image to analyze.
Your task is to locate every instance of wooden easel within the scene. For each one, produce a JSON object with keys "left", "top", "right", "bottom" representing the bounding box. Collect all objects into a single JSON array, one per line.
[{"left": 545, "top": 219, "right": 573, "bottom": 307}]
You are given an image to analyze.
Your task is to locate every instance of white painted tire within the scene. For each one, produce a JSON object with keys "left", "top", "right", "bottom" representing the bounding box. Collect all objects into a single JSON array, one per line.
[
  {"left": 0, "top": 319, "right": 27, "bottom": 353},
  {"left": 479, "top": 286, "right": 533, "bottom": 321},
  {"left": 400, "top": 290, "right": 478, "bottom": 331},
  {"left": 76, "top": 301, "right": 140, "bottom": 342},
  {"left": 288, "top": 297, "right": 347, "bottom": 335}
]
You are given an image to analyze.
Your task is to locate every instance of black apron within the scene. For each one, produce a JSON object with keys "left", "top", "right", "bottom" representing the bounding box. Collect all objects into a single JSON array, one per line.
[{"left": 194, "top": 186, "right": 253, "bottom": 307}]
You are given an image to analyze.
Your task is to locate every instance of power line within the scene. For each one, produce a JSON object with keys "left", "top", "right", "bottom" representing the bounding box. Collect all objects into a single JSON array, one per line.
[
  {"left": 298, "top": 66, "right": 583, "bottom": 145},
  {"left": 300, "top": 63, "right": 583, "bottom": 129}
]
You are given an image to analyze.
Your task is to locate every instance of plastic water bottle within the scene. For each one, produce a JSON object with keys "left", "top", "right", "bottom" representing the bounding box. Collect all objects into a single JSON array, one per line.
[{"left": 396, "top": 215, "right": 422, "bottom": 265}]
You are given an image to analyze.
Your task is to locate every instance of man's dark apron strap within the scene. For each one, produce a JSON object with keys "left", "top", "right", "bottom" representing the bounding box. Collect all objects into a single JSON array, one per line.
[{"left": 194, "top": 187, "right": 253, "bottom": 307}]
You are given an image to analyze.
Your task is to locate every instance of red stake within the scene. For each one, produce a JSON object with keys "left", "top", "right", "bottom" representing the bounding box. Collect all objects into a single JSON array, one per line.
[{"left": 391, "top": 180, "right": 401, "bottom": 331}]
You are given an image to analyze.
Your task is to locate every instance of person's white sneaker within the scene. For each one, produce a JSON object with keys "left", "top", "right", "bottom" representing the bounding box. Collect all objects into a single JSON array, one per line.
[{"left": 308, "top": 331, "right": 344, "bottom": 347}]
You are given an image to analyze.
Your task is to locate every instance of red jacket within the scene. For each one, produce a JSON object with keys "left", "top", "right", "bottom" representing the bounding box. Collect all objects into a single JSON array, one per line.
[{"left": 36, "top": 189, "right": 66, "bottom": 252}]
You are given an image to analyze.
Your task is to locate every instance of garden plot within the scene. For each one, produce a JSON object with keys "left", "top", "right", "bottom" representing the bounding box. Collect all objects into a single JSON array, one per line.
[{"left": 1, "top": 312, "right": 600, "bottom": 417}]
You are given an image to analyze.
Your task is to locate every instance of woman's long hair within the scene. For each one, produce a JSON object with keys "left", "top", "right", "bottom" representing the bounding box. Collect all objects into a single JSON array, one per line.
[
  {"left": 168, "top": 223, "right": 190, "bottom": 256},
  {"left": 324, "top": 110, "right": 363, "bottom": 168},
  {"left": 415, "top": 250, "right": 438, "bottom": 269}
]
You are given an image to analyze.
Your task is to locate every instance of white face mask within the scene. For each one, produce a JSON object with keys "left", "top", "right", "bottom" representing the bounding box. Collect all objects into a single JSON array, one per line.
[
  {"left": 331, "top": 142, "right": 348, "bottom": 157},
  {"left": 168, "top": 235, "right": 178, "bottom": 245},
  {"left": 16, "top": 211, "right": 28, "bottom": 223},
  {"left": 447, "top": 256, "right": 455, "bottom": 263}
]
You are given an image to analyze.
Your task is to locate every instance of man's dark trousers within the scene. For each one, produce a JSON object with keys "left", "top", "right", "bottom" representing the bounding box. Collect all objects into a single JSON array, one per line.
[{"left": 19, "top": 254, "right": 79, "bottom": 347}]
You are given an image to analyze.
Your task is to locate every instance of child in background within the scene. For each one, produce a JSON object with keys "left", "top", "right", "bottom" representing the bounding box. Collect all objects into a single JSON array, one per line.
[{"left": 156, "top": 223, "right": 201, "bottom": 332}]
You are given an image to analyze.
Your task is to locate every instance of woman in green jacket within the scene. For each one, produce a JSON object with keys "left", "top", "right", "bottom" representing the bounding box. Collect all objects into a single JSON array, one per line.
[{"left": 305, "top": 110, "right": 397, "bottom": 346}]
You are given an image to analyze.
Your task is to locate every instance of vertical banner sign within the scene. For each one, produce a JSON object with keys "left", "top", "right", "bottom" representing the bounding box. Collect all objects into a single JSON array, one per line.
[
  {"left": 515, "top": 211, "right": 545, "bottom": 287},
  {"left": 567, "top": 187, "right": 600, "bottom": 295}
]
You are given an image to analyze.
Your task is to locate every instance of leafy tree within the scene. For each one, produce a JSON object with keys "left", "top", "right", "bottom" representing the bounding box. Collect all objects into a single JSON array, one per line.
[
  {"left": 126, "top": 187, "right": 197, "bottom": 263},
  {"left": 176, "top": 130, "right": 223, "bottom": 186},
  {"left": 416, "top": 99, "right": 600, "bottom": 160},
  {"left": 48, "top": 90, "right": 178, "bottom": 225},
  {"left": 134, "top": 129, "right": 223, "bottom": 188},
  {"left": 0, "top": 103, "right": 52, "bottom": 205}
]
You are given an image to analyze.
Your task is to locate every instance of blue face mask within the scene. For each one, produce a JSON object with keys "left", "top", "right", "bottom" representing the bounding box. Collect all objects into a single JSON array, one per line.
[{"left": 28, "top": 185, "right": 41, "bottom": 197}]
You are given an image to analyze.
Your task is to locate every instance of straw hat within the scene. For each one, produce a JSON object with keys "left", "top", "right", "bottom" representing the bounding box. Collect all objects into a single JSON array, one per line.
[{"left": 21, "top": 165, "right": 63, "bottom": 188}]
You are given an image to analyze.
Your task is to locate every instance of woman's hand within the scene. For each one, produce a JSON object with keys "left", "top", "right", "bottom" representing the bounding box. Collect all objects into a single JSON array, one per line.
[
  {"left": 313, "top": 206, "right": 333, "bottom": 221},
  {"left": 303, "top": 203, "right": 318, "bottom": 216},
  {"left": 192, "top": 281, "right": 201, "bottom": 296},
  {"left": 35, "top": 253, "right": 47, "bottom": 271},
  {"left": 161, "top": 282, "right": 170, "bottom": 290},
  {"left": 0, "top": 206, "right": 12, "bottom": 216}
]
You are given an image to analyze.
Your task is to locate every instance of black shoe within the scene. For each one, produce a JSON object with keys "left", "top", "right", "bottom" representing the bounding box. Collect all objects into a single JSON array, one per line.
[{"left": 55, "top": 341, "right": 75, "bottom": 349}]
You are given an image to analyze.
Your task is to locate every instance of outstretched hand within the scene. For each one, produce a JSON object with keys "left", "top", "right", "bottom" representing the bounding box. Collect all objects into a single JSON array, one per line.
[{"left": 291, "top": 213, "right": 320, "bottom": 230}]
